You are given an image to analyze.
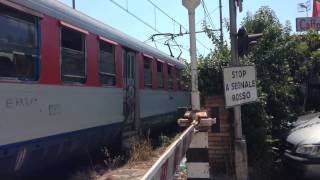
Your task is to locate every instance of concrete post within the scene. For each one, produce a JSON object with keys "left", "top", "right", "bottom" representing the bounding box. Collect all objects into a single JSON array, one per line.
[{"left": 183, "top": 0, "right": 201, "bottom": 111}]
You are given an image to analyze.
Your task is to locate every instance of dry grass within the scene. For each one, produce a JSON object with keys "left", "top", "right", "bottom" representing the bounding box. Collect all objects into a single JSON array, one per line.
[
  {"left": 68, "top": 147, "right": 124, "bottom": 180},
  {"left": 69, "top": 133, "right": 180, "bottom": 180},
  {"left": 126, "top": 133, "right": 180, "bottom": 166},
  {"left": 128, "top": 137, "right": 154, "bottom": 166}
]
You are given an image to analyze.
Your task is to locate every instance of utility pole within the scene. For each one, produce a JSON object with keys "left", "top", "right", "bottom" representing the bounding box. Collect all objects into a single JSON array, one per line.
[
  {"left": 72, "top": 0, "right": 76, "bottom": 9},
  {"left": 219, "top": 0, "right": 223, "bottom": 43},
  {"left": 229, "top": 0, "right": 248, "bottom": 180},
  {"left": 183, "top": 0, "right": 201, "bottom": 111}
]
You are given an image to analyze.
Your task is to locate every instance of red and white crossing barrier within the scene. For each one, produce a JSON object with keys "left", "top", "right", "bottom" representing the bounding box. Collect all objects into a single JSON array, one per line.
[{"left": 142, "top": 125, "right": 195, "bottom": 180}]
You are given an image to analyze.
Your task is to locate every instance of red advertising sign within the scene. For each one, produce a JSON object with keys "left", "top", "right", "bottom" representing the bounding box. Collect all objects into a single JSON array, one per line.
[{"left": 296, "top": 17, "right": 320, "bottom": 31}]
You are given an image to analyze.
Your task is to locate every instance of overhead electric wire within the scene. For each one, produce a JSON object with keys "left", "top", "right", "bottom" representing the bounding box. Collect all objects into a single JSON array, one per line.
[
  {"left": 146, "top": 36, "right": 171, "bottom": 43},
  {"left": 201, "top": 0, "right": 215, "bottom": 28},
  {"left": 146, "top": 0, "right": 188, "bottom": 32},
  {"left": 109, "top": 0, "right": 210, "bottom": 54},
  {"left": 109, "top": 0, "right": 161, "bottom": 33},
  {"left": 196, "top": 6, "right": 219, "bottom": 25},
  {"left": 146, "top": 0, "right": 210, "bottom": 51},
  {"left": 202, "top": 0, "right": 215, "bottom": 27},
  {"left": 148, "top": 38, "right": 195, "bottom": 55},
  {"left": 148, "top": 39, "right": 186, "bottom": 53}
]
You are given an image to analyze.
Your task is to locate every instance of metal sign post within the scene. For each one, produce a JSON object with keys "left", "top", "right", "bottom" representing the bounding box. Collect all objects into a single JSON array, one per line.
[{"left": 228, "top": 0, "right": 248, "bottom": 180}]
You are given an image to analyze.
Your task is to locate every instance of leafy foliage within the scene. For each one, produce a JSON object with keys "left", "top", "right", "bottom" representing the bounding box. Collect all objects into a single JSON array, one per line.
[{"left": 198, "top": 25, "right": 231, "bottom": 103}]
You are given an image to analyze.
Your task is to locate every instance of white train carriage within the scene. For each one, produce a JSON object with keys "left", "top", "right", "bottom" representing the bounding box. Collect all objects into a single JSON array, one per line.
[{"left": 0, "top": 0, "right": 190, "bottom": 175}]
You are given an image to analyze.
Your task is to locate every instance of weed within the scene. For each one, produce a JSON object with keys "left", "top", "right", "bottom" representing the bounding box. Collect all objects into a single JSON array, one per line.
[
  {"left": 101, "top": 147, "right": 124, "bottom": 170},
  {"left": 159, "top": 134, "right": 171, "bottom": 147},
  {"left": 128, "top": 137, "right": 154, "bottom": 165}
]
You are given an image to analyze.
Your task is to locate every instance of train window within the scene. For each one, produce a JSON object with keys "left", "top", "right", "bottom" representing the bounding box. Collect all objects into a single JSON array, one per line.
[
  {"left": 99, "top": 41, "right": 115, "bottom": 86},
  {"left": 176, "top": 69, "right": 181, "bottom": 90},
  {"left": 61, "top": 27, "right": 86, "bottom": 83},
  {"left": 168, "top": 65, "right": 174, "bottom": 90},
  {"left": 176, "top": 69, "right": 182, "bottom": 90},
  {"left": 0, "top": 5, "right": 39, "bottom": 80},
  {"left": 157, "top": 61, "right": 164, "bottom": 88},
  {"left": 144, "top": 57, "right": 152, "bottom": 88}
]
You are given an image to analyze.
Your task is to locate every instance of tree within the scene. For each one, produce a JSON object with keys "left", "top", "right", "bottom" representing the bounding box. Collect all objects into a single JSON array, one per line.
[
  {"left": 240, "top": 6, "right": 320, "bottom": 179},
  {"left": 197, "top": 6, "right": 320, "bottom": 179}
]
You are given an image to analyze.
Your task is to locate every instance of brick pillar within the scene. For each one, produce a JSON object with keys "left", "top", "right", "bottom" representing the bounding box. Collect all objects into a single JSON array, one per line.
[{"left": 205, "top": 96, "right": 234, "bottom": 176}]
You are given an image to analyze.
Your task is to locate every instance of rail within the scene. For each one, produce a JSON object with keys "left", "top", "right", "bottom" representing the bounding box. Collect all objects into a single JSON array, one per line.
[{"left": 142, "top": 124, "right": 195, "bottom": 180}]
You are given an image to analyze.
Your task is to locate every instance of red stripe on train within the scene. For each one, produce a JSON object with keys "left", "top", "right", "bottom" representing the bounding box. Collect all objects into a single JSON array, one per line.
[{"left": 39, "top": 16, "right": 61, "bottom": 85}]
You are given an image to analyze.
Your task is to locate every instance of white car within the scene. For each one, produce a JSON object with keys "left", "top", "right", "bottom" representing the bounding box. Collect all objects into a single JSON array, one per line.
[{"left": 284, "top": 112, "right": 320, "bottom": 178}]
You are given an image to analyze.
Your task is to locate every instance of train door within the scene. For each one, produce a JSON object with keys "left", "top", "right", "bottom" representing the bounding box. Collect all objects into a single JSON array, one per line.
[{"left": 123, "top": 49, "right": 136, "bottom": 131}]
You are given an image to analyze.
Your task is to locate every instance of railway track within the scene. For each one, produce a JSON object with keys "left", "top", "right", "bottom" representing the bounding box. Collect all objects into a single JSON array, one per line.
[{"left": 12, "top": 124, "right": 181, "bottom": 180}]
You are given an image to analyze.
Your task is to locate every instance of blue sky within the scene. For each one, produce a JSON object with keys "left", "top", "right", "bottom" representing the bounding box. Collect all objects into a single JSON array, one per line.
[{"left": 59, "top": 0, "right": 311, "bottom": 61}]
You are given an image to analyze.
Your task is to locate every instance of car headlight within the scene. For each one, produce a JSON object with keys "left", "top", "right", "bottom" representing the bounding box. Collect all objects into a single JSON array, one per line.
[{"left": 296, "top": 144, "right": 320, "bottom": 157}]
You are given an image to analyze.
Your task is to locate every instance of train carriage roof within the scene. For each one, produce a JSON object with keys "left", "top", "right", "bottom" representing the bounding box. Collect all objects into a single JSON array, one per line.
[{"left": 9, "top": 0, "right": 186, "bottom": 68}]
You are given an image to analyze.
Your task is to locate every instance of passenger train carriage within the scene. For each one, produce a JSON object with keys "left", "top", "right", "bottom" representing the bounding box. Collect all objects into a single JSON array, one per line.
[{"left": 0, "top": 0, "right": 190, "bottom": 175}]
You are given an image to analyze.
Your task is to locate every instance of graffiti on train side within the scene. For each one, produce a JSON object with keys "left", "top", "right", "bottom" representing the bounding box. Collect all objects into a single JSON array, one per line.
[
  {"left": 4, "top": 97, "right": 62, "bottom": 116},
  {"left": 48, "top": 104, "right": 62, "bottom": 116},
  {"left": 5, "top": 97, "right": 38, "bottom": 109}
]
